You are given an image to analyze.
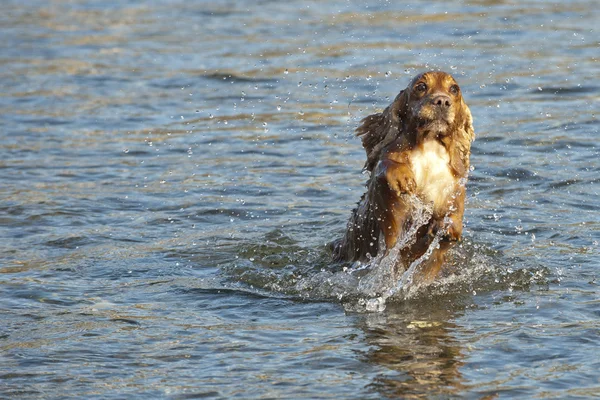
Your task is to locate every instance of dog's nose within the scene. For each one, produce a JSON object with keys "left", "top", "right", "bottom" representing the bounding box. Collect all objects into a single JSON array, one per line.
[{"left": 432, "top": 95, "right": 452, "bottom": 109}]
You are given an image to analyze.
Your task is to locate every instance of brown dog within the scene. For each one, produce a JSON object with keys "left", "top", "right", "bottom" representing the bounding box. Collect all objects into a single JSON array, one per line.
[{"left": 331, "top": 71, "right": 474, "bottom": 283}]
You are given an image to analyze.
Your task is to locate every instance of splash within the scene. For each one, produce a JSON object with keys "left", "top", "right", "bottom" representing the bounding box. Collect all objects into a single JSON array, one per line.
[
  {"left": 220, "top": 198, "right": 534, "bottom": 313},
  {"left": 350, "top": 196, "right": 433, "bottom": 304},
  {"left": 286, "top": 196, "right": 446, "bottom": 311},
  {"left": 351, "top": 196, "right": 438, "bottom": 312}
]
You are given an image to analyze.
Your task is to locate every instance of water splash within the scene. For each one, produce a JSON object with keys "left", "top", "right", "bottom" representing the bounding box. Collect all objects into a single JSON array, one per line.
[
  {"left": 219, "top": 198, "right": 543, "bottom": 313},
  {"left": 353, "top": 196, "right": 435, "bottom": 311},
  {"left": 280, "top": 196, "right": 458, "bottom": 312}
]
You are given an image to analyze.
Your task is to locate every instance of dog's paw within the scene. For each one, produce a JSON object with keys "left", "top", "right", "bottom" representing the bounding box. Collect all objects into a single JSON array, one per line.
[
  {"left": 388, "top": 170, "right": 416, "bottom": 195},
  {"left": 375, "top": 160, "right": 416, "bottom": 195}
]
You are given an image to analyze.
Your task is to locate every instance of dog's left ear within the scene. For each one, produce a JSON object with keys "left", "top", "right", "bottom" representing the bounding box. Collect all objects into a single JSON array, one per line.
[
  {"left": 449, "top": 101, "right": 475, "bottom": 177},
  {"left": 356, "top": 90, "right": 409, "bottom": 171},
  {"left": 461, "top": 102, "right": 475, "bottom": 144}
]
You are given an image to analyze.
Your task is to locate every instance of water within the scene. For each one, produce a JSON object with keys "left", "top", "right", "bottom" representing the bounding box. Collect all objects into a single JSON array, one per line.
[{"left": 1, "top": 0, "right": 599, "bottom": 398}]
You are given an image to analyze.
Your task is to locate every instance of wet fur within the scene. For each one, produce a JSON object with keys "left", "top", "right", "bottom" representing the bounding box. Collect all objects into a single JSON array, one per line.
[{"left": 331, "top": 71, "right": 474, "bottom": 283}]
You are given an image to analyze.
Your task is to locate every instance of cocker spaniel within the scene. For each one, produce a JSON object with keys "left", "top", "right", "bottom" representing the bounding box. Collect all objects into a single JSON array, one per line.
[{"left": 331, "top": 71, "right": 474, "bottom": 283}]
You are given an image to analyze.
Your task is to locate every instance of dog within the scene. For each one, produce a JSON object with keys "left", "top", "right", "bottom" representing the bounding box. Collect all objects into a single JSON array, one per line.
[{"left": 331, "top": 71, "right": 474, "bottom": 283}]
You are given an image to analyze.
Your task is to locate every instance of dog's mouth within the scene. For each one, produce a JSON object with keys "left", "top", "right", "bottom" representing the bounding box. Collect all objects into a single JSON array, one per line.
[
  {"left": 415, "top": 106, "right": 455, "bottom": 131},
  {"left": 417, "top": 117, "right": 451, "bottom": 135}
]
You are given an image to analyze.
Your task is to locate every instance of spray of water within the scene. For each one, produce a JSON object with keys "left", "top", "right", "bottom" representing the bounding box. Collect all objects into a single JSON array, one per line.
[
  {"left": 351, "top": 196, "right": 439, "bottom": 311},
  {"left": 224, "top": 191, "right": 517, "bottom": 313}
]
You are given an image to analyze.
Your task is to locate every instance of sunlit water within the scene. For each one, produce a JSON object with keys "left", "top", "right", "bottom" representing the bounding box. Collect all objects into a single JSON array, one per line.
[{"left": 2, "top": 0, "right": 599, "bottom": 398}]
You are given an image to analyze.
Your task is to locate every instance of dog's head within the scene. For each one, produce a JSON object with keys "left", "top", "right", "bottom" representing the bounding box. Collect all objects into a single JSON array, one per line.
[
  {"left": 357, "top": 71, "right": 474, "bottom": 172},
  {"left": 405, "top": 71, "right": 472, "bottom": 141}
]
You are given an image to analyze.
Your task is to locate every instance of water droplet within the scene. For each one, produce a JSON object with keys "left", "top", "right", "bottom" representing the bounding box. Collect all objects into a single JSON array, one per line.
[
  {"left": 209, "top": 114, "right": 214, "bottom": 119},
  {"left": 284, "top": 69, "right": 289, "bottom": 74},
  {"left": 365, "top": 297, "right": 386, "bottom": 312},
  {"left": 384, "top": 71, "right": 391, "bottom": 77},
  {"left": 123, "top": 149, "right": 129, "bottom": 153},
  {"left": 537, "top": 87, "right": 543, "bottom": 91},
  {"left": 277, "top": 105, "right": 281, "bottom": 111},
  {"left": 515, "top": 220, "right": 523, "bottom": 233},
  {"left": 298, "top": 81, "right": 302, "bottom": 86}
]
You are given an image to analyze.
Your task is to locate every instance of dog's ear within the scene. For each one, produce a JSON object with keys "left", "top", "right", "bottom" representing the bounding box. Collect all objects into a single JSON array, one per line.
[
  {"left": 356, "top": 90, "right": 409, "bottom": 171},
  {"left": 448, "top": 101, "right": 475, "bottom": 177},
  {"left": 460, "top": 102, "right": 475, "bottom": 144}
]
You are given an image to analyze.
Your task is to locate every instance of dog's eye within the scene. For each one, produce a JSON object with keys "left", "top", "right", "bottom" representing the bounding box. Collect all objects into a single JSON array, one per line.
[
  {"left": 449, "top": 84, "right": 460, "bottom": 95},
  {"left": 415, "top": 82, "right": 427, "bottom": 93}
]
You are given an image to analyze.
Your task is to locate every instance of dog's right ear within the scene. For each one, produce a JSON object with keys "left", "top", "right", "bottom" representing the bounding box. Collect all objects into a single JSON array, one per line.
[{"left": 356, "top": 90, "right": 409, "bottom": 171}]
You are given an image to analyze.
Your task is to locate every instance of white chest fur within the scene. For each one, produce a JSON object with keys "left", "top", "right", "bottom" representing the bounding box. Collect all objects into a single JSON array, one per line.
[{"left": 410, "top": 140, "right": 455, "bottom": 213}]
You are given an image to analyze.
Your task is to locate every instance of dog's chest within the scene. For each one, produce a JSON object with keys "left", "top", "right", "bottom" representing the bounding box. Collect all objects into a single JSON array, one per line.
[{"left": 410, "top": 141, "right": 455, "bottom": 212}]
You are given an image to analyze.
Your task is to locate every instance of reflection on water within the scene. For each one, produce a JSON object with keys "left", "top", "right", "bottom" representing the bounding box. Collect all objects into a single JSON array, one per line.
[
  {"left": 360, "top": 303, "right": 466, "bottom": 399},
  {"left": 2, "top": 0, "right": 600, "bottom": 398}
]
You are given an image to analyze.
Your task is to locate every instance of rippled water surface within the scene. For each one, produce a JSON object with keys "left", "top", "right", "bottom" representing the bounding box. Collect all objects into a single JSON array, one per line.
[{"left": 2, "top": 0, "right": 599, "bottom": 398}]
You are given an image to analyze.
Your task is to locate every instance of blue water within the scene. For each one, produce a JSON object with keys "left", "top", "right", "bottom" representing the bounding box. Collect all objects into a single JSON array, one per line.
[{"left": 1, "top": 0, "right": 599, "bottom": 398}]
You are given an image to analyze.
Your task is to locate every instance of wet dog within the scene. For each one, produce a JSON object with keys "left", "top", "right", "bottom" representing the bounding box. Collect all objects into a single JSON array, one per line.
[{"left": 331, "top": 71, "right": 474, "bottom": 283}]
